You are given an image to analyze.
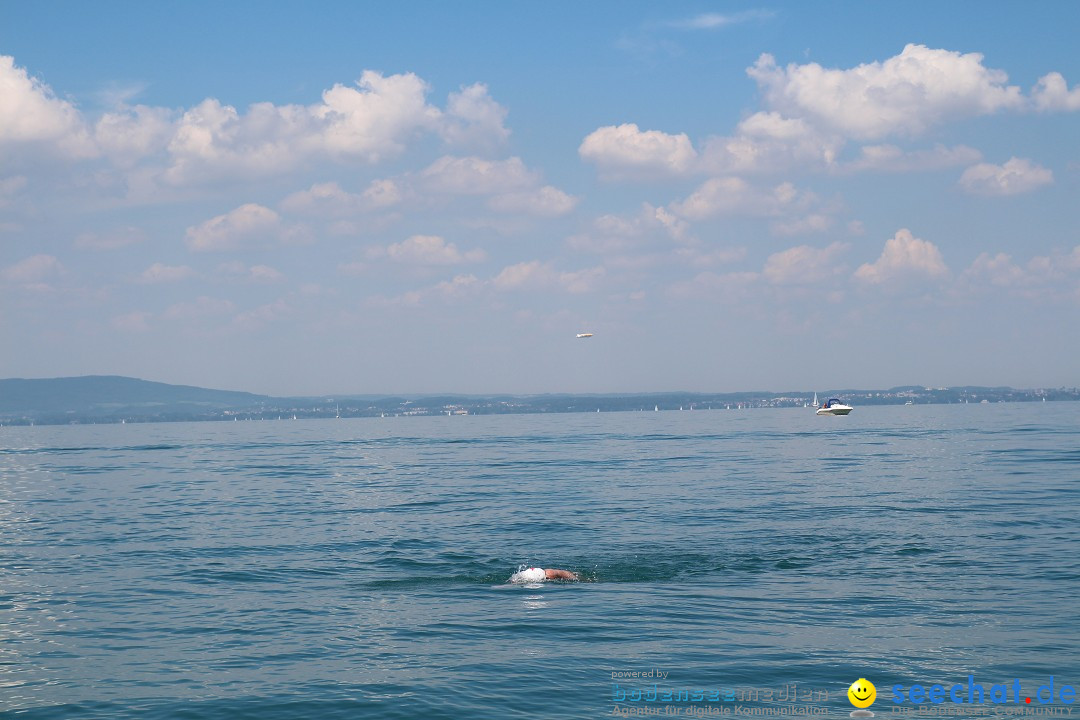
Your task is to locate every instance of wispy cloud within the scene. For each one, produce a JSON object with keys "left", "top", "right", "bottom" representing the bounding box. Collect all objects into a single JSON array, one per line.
[{"left": 667, "top": 10, "right": 776, "bottom": 30}]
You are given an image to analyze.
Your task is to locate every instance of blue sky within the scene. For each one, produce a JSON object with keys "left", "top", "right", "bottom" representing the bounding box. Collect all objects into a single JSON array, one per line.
[{"left": 2, "top": 2, "right": 1079, "bottom": 395}]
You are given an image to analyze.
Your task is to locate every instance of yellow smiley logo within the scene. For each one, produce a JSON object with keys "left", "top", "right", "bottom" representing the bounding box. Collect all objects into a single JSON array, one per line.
[{"left": 848, "top": 678, "right": 876, "bottom": 709}]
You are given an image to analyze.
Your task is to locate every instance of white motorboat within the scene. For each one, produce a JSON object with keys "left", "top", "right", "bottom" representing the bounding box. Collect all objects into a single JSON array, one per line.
[{"left": 816, "top": 398, "right": 853, "bottom": 415}]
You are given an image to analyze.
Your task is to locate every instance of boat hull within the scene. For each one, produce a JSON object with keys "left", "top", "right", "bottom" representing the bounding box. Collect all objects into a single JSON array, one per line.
[{"left": 816, "top": 406, "right": 852, "bottom": 415}]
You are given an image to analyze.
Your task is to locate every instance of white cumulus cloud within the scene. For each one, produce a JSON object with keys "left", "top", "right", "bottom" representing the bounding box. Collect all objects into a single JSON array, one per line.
[
  {"left": 670, "top": 178, "right": 815, "bottom": 221},
  {"left": 763, "top": 242, "right": 850, "bottom": 285},
  {"left": 747, "top": 44, "right": 1025, "bottom": 139},
  {"left": 95, "top": 105, "right": 174, "bottom": 165},
  {"left": 317, "top": 71, "right": 441, "bottom": 159},
  {"left": 962, "top": 252, "right": 1030, "bottom": 288},
  {"left": 1031, "top": 72, "right": 1080, "bottom": 111},
  {"left": 855, "top": 229, "right": 949, "bottom": 284},
  {"left": 0, "top": 59, "right": 510, "bottom": 185},
  {"left": 164, "top": 98, "right": 315, "bottom": 183},
  {"left": 360, "top": 178, "right": 404, "bottom": 209},
  {"left": 583, "top": 44, "right": 1074, "bottom": 177},
  {"left": 567, "top": 203, "right": 691, "bottom": 254},
  {"left": 380, "top": 234, "right": 486, "bottom": 265},
  {"left": 700, "top": 111, "right": 841, "bottom": 174},
  {"left": 487, "top": 185, "right": 578, "bottom": 216},
  {"left": 492, "top": 260, "right": 552, "bottom": 291},
  {"left": 579, "top": 123, "right": 698, "bottom": 177},
  {"left": 2, "top": 253, "right": 64, "bottom": 286},
  {"left": 959, "top": 157, "right": 1053, "bottom": 196},
  {"left": 280, "top": 179, "right": 403, "bottom": 216},
  {"left": 439, "top": 83, "right": 510, "bottom": 150},
  {"left": 0, "top": 56, "right": 95, "bottom": 157},
  {"left": 491, "top": 260, "right": 604, "bottom": 294},
  {"left": 185, "top": 203, "right": 289, "bottom": 252},
  {"left": 418, "top": 155, "right": 538, "bottom": 195}
]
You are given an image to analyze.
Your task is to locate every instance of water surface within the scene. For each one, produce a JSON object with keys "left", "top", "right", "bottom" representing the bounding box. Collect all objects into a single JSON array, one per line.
[{"left": 2, "top": 404, "right": 1078, "bottom": 718}]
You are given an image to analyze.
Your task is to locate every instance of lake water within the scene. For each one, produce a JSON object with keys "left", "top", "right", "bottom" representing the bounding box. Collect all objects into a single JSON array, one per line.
[{"left": 1, "top": 404, "right": 1078, "bottom": 719}]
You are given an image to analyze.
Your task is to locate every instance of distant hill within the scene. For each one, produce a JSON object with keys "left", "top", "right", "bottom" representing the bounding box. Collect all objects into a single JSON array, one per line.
[
  {"left": 0, "top": 375, "right": 271, "bottom": 421},
  {"left": 0, "top": 375, "right": 1076, "bottom": 426}
]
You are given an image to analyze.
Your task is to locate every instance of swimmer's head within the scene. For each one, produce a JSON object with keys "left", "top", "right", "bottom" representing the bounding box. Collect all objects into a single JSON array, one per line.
[{"left": 509, "top": 567, "right": 546, "bottom": 583}]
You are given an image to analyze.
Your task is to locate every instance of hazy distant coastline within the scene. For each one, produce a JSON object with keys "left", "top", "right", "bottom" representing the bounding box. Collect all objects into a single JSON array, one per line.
[{"left": 1, "top": 376, "right": 1077, "bottom": 427}]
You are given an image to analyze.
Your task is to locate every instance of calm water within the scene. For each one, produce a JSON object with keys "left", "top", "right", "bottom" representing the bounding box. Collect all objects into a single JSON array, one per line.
[{"left": 1, "top": 404, "right": 1078, "bottom": 719}]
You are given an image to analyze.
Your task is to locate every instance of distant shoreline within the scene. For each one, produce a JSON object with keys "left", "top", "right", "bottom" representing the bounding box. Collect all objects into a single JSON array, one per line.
[{"left": 0, "top": 376, "right": 1076, "bottom": 427}]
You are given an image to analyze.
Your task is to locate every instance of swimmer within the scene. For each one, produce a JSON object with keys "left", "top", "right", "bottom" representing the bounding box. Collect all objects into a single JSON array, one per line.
[{"left": 509, "top": 567, "right": 579, "bottom": 583}]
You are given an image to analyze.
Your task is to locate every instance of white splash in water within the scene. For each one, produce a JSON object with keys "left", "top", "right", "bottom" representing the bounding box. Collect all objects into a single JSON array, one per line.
[{"left": 509, "top": 566, "right": 546, "bottom": 584}]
